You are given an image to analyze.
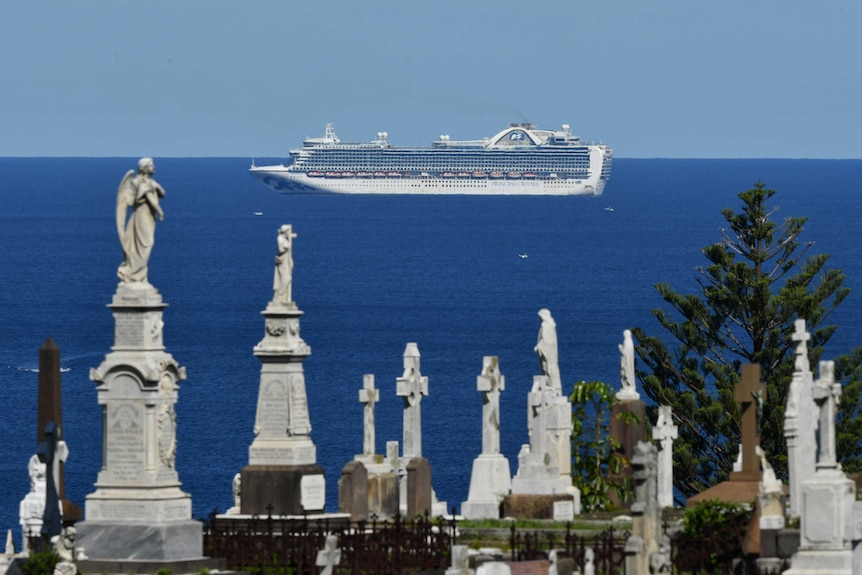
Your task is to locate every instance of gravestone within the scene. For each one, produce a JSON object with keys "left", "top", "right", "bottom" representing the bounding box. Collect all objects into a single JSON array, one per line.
[
  {"left": 357, "top": 374, "right": 379, "bottom": 463},
  {"left": 625, "top": 442, "right": 670, "bottom": 575},
  {"left": 688, "top": 364, "right": 766, "bottom": 555},
  {"left": 36, "top": 339, "right": 81, "bottom": 523},
  {"left": 366, "top": 441, "right": 399, "bottom": 519},
  {"left": 610, "top": 331, "right": 647, "bottom": 505},
  {"left": 241, "top": 225, "right": 325, "bottom": 515},
  {"left": 75, "top": 162, "right": 221, "bottom": 572},
  {"left": 446, "top": 545, "right": 473, "bottom": 575},
  {"left": 397, "top": 343, "right": 428, "bottom": 461},
  {"left": 507, "top": 373, "right": 578, "bottom": 518},
  {"left": 651, "top": 406, "right": 677, "bottom": 508},
  {"left": 315, "top": 535, "right": 341, "bottom": 575},
  {"left": 406, "top": 457, "right": 432, "bottom": 518},
  {"left": 462, "top": 357, "right": 512, "bottom": 519},
  {"left": 338, "top": 461, "right": 368, "bottom": 522},
  {"left": 395, "top": 344, "right": 447, "bottom": 516},
  {"left": 36, "top": 423, "right": 63, "bottom": 545},
  {"left": 784, "top": 319, "right": 818, "bottom": 519},
  {"left": 785, "top": 360, "right": 854, "bottom": 574}
]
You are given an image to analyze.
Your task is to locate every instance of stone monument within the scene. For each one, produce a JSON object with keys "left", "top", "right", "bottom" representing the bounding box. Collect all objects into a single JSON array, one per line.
[
  {"left": 785, "top": 360, "right": 854, "bottom": 574},
  {"left": 350, "top": 375, "right": 399, "bottom": 519},
  {"left": 76, "top": 160, "right": 217, "bottom": 572},
  {"left": 241, "top": 225, "right": 325, "bottom": 515},
  {"left": 461, "top": 357, "right": 512, "bottom": 519},
  {"left": 19, "top": 455, "right": 47, "bottom": 552},
  {"left": 784, "top": 319, "right": 818, "bottom": 519},
  {"left": 36, "top": 339, "right": 81, "bottom": 524},
  {"left": 609, "top": 330, "right": 647, "bottom": 505},
  {"left": 651, "top": 405, "right": 677, "bottom": 508},
  {"left": 315, "top": 535, "right": 341, "bottom": 575},
  {"left": 624, "top": 442, "right": 670, "bottom": 575},
  {"left": 506, "top": 311, "right": 579, "bottom": 517}
]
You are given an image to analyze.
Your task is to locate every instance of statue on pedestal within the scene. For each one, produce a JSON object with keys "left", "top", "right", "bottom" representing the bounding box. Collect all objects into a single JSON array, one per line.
[
  {"left": 116, "top": 158, "right": 165, "bottom": 284},
  {"left": 534, "top": 309, "right": 561, "bottom": 393},
  {"left": 273, "top": 225, "right": 297, "bottom": 305}
]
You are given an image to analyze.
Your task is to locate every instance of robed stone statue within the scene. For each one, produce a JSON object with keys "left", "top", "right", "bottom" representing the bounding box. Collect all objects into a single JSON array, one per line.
[{"left": 116, "top": 157, "right": 165, "bottom": 284}]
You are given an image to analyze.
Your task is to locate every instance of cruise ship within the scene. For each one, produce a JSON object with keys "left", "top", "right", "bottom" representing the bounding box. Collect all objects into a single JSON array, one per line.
[{"left": 249, "top": 122, "right": 612, "bottom": 196}]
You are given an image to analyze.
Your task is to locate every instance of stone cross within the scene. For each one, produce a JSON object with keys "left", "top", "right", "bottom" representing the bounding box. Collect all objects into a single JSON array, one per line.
[
  {"left": 386, "top": 440, "right": 400, "bottom": 473},
  {"left": 652, "top": 406, "right": 678, "bottom": 508},
  {"left": 396, "top": 343, "right": 428, "bottom": 460},
  {"left": 793, "top": 318, "right": 811, "bottom": 373},
  {"left": 37, "top": 422, "right": 65, "bottom": 543},
  {"left": 732, "top": 364, "right": 766, "bottom": 481},
  {"left": 315, "top": 534, "right": 341, "bottom": 575},
  {"left": 359, "top": 374, "right": 379, "bottom": 457},
  {"left": 477, "top": 356, "right": 505, "bottom": 455},
  {"left": 813, "top": 360, "right": 841, "bottom": 470}
]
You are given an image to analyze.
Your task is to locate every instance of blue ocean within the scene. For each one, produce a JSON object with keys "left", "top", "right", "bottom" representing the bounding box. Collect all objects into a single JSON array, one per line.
[{"left": 1, "top": 158, "right": 861, "bottom": 538}]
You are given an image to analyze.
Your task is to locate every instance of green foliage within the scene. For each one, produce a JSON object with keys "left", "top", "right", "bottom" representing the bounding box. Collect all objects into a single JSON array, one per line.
[
  {"left": 633, "top": 183, "right": 862, "bottom": 497},
  {"left": 682, "top": 499, "right": 748, "bottom": 538},
  {"left": 154, "top": 569, "right": 173, "bottom": 575},
  {"left": 682, "top": 500, "right": 751, "bottom": 571},
  {"left": 20, "top": 550, "right": 60, "bottom": 575},
  {"left": 569, "top": 380, "right": 634, "bottom": 511}
]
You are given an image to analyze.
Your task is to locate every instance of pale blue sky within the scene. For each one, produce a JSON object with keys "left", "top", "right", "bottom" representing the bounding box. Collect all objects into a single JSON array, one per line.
[{"left": 2, "top": 1, "right": 860, "bottom": 158}]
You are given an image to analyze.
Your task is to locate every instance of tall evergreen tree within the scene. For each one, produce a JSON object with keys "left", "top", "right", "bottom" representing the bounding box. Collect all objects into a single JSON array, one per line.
[{"left": 632, "top": 183, "right": 862, "bottom": 498}]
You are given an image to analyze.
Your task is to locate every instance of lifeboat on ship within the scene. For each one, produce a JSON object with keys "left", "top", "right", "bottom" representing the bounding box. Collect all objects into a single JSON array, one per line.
[
  {"left": 307, "top": 171, "right": 323, "bottom": 178},
  {"left": 472, "top": 171, "right": 487, "bottom": 178},
  {"left": 523, "top": 172, "right": 536, "bottom": 179},
  {"left": 489, "top": 171, "right": 504, "bottom": 179},
  {"left": 507, "top": 172, "right": 522, "bottom": 179}
]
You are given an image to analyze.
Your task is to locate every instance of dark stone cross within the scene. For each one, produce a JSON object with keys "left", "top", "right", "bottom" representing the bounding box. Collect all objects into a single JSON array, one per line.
[
  {"left": 731, "top": 364, "right": 766, "bottom": 481},
  {"left": 37, "top": 422, "right": 62, "bottom": 543}
]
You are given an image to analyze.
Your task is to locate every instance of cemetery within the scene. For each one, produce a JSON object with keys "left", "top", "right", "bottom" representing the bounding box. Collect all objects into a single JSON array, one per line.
[{"left": 4, "top": 162, "right": 862, "bottom": 575}]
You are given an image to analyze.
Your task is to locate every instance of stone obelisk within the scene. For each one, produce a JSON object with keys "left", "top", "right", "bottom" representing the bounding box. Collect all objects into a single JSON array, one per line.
[
  {"left": 241, "top": 224, "right": 325, "bottom": 515},
  {"left": 76, "top": 159, "right": 212, "bottom": 570}
]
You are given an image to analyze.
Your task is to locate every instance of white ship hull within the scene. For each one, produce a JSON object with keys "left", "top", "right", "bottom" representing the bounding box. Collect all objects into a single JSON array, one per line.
[
  {"left": 249, "top": 166, "right": 607, "bottom": 196},
  {"left": 250, "top": 122, "right": 611, "bottom": 196}
]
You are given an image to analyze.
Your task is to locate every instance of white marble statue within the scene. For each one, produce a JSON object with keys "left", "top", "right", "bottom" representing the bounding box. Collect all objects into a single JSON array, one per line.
[
  {"left": 652, "top": 406, "right": 677, "bottom": 508},
  {"left": 273, "top": 224, "right": 297, "bottom": 304},
  {"left": 534, "top": 309, "right": 562, "bottom": 393},
  {"left": 617, "top": 329, "right": 640, "bottom": 400},
  {"left": 116, "top": 157, "right": 165, "bottom": 284}
]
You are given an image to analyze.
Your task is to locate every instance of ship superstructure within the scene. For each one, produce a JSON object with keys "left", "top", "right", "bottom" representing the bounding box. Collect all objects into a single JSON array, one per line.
[{"left": 249, "top": 122, "right": 612, "bottom": 196}]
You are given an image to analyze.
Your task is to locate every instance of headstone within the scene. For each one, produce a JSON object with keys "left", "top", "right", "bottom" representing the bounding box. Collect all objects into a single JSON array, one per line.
[
  {"left": 731, "top": 363, "right": 766, "bottom": 482},
  {"left": 366, "top": 441, "right": 399, "bottom": 520},
  {"left": 338, "top": 461, "right": 368, "bottom": 522},
  {"left": 651, "top": 406, "right": 677, "bottom": 508},
  {"left": 784, "top": 319, "right": 818, "bottom": 519},
  {"left": 756, "top": 446, "right": 786, "bottom": 570},
  {"left": 241, "top": 225, "right": 325, "bottom": 515},
  {"left": 406, "top": 457, "right": 432, "bottom": 518},
  {"left": 397, "top": 343, "right": 428, "bottom": 460},
  {"left": 625, "top": 442, "right": 669, "bottom": 575},
  {"left": 609, "top": 330, "right": 647, "bottom": 506},
  {"left": 75, "top": 162, "right": 218, "bottom": 571},
  {"left": 358, "top": 374, "right": 379, "bottom": 461},
  {"left": 508, "top": 374, "right": 579, "bottom": 517},
  {"left": 315, "top": 535, "right": 341, "bottom": 575},
  {"left": 462, "top": 357, "right": 512, "bottom": 519},
  {"left": 446, "top": 545, "right": 474, "bottom": 575},
  {"left": 785, "top": 360, "right": 854, "bottom": 574},
  {"left": 36, "top": 423, "right": 64, "bottom": 545}
]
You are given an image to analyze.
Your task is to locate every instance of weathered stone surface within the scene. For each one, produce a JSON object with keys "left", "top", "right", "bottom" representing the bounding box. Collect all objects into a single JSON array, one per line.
[
  {"left": 501, "top": 494, "right": 577, "bottom": 520},
  {"left": 240, "top": 464, "right": 325, "bottom": 515},
  {"left": 406, "top": 457, "right": 432, "bottom": 518},
  {"left": 338, "top": 461, "right": 368, "bottom": 522}
]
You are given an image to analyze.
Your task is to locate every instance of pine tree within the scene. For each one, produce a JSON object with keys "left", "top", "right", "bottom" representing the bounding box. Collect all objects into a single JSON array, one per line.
[{"left": 632, "top": 183, "right": 862, "bottom": 498}]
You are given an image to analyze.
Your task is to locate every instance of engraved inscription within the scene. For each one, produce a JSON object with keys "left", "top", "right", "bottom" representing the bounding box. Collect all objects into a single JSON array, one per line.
[
  {"left": 257, "top": 379, "right": 288, "bottom": 436},
  {"left": 106, "top": 402, "right": 145, "bottom": 482},
  {"left": 301, "top": 475, "right": 326, "bottom": 511},
  {"left": 287, "top": 374, "right": 311, "bottom": 436}
]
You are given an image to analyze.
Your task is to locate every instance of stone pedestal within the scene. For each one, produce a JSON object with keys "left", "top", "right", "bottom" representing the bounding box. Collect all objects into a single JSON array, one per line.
[
  {"left": 240, "top": 300, "right": 325, "bottom": 515},
  {"left": 785, "top": 469, "right": 854, "bottom": 574},
  {"left": 76, "top": 283, "right": 209, "bottom": 566},
  {"left": 461, "top": 455, "right": 511, "bottom": 520},
  {"left": 609, "top": 399, "right": 646, "bottom": 507}
]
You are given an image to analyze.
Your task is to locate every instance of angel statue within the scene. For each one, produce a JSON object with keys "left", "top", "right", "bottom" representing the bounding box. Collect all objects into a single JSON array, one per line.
[
  {"left": 534, "top": 309, "right": 562, "bottom": 393},
  {"left": 116, "top": 158, "right": 165, "bottom": 284}
]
